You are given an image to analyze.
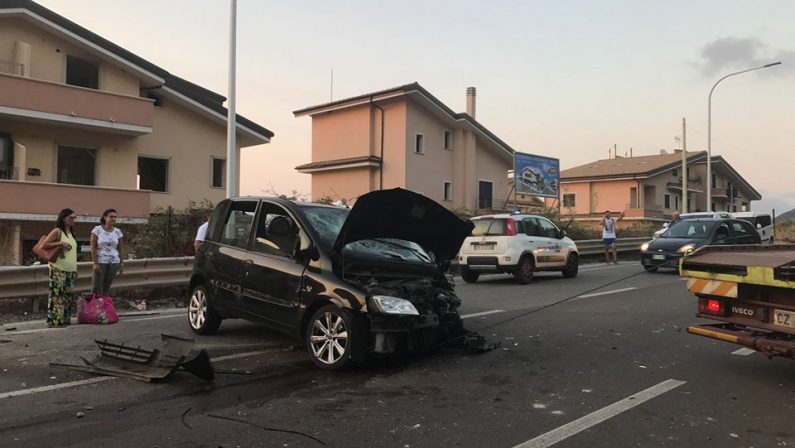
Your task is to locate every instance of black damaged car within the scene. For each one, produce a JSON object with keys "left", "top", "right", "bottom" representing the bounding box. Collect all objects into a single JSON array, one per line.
[{"left": 187, "top": 188, "right": 475, "bottom": 369}]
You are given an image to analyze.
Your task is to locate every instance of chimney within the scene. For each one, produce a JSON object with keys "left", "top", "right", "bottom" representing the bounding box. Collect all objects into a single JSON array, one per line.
[{"left": 466, "top": 87, "right": 476, "bottom": 119}]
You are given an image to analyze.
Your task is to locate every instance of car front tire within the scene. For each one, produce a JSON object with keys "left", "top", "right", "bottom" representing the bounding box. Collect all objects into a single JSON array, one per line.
[
  {"left": 515, "top": 256, "right": 535, "bottom": 284},
  {"left": 188, "top": 285, "right": 222, "bottom": 335},
  {"left": 306, "top": 305, "right": 365, "bottom": 370},
  {"left": 461, "top": 268, "right": 480, "bottom": 283},
  {"left": 562, "top": 253, "right": 579, "bottom": 278}
]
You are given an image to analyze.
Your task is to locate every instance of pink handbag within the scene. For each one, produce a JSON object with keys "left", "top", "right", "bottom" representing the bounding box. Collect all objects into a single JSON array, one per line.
[{"left": 78, "top": 294, "right": 119, "bottom": 324}]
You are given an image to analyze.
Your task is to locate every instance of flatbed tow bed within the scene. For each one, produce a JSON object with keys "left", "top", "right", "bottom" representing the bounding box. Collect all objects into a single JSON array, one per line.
[{"left": 680, "top": 244, "right": 795, "bottom": 359}]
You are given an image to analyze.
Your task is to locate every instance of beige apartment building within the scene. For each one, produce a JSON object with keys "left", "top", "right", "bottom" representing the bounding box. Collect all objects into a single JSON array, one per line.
[
  {"left": 0, "top": 0, "right": 272, "bottom": 265},
  {"left": 294, "top": 83, "right": 514, "bottom": 211},
  {"left": 547, "top": 150, "right": 760, "bottom": 225}
]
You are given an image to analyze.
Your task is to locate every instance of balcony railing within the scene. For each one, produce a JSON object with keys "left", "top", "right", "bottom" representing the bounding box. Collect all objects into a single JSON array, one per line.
[
  {"left": 0, "top": 180, "right": 151, "bottom": 219},
  {"left": 0, "top": 60, "right": 24, "bottom": 76},
  {"left": 0, "top": 166, "right": 19, "bottom": 180},
  {"left": 624, "top": 203, "right": 664, "bottom": 219},
  {"left": 0, "top": 73, "right": 153, "bottom": 135}
]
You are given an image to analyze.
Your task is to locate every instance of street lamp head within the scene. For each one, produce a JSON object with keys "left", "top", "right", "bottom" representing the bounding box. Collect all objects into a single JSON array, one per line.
[{"left": 764, "top": 62, "right": 782, "bottom": 68}]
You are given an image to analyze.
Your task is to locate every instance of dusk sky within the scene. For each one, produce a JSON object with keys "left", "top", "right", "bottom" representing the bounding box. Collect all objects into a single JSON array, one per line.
[{"left": 37, "top": 0, "right": 795, "bottom": 214}]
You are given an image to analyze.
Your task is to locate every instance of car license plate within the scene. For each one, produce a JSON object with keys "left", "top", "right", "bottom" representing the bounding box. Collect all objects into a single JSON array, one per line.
[
  {"left": 773, "top": 309, "right": 795, "bottom": 329},
  {"left": 652, "top": 254, "right": 665, "bottom": 260},
  {"left": 473, "top": 244, "right": 495, "bottom": 251}
]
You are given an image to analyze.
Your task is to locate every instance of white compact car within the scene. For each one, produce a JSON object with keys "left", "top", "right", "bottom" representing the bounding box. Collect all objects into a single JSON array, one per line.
[
  {"left": 457, "top": 213, "right": 579, "bottom": 284},
  {"left": 732, "top": 211, "right": 775, "bottom": 243}
]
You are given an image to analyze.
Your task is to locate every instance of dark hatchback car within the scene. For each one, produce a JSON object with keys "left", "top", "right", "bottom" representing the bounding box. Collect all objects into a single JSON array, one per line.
[
  {"left": 188, "top": 188, "right": 474, "bottom": 370},
  {"left": 640, "top": 218, "right": 761, "bottom": 272}
]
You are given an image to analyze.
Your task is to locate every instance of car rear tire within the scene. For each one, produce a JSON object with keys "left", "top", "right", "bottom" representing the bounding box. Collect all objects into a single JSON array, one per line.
[
  {"left": 306, "top": 305, "right": 366, "bottom": 370},
  {"left": 514, "top": 256, "right": 535, "bottom": 284},
  {"left": 562, "top": 253, "right": 579, "bottom": 278},
  {"left": 188, "top": 285, "right": 222, "bottom": 335},
  {"left": 461, "top": 268, "right": 480, "bottom": 283}
]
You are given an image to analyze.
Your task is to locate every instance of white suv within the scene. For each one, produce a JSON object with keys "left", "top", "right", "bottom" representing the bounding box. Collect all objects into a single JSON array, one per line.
[
  {"left": 732, "top": 211, "right": 775, "bottom": 243},
  {"left": 457, "top": 213, "right": 579, "bottom": 284}
]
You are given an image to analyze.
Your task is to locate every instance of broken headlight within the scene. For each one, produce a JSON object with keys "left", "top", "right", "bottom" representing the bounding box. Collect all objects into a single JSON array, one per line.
[{"left": 370, "top": 295, "right": 419, "bottom": 316}]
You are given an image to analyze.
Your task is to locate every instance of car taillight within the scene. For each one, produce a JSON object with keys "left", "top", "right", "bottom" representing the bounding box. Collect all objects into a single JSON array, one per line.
[
  {"left": 699, "top": 298, "right": 728, "bottom": 316},
  {"left": 507, "top": 219, "right": 517, "bottom": 236}
]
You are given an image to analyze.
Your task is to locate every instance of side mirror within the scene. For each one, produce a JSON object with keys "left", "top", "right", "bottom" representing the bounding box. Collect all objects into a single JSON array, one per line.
[
  {"left": 756, "top": 223, "right": 762, "bottom": 229},
  {"left": 295, "top": 244, "right": 319, "bottom": 264},
  {"left": 559, "top": 230, "right": 567, "bottom": 239}
]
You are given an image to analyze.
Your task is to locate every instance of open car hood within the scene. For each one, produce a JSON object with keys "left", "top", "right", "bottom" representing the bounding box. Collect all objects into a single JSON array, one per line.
[{"left": 331, "top": 188, "right": 474, "bottom": 262}]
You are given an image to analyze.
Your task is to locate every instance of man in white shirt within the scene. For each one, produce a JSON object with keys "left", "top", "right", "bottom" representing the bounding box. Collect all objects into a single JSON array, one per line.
[
  {"left": 601, "top": 210, "right": 624, "bottom": 264},
  {"left": 194, "top": 220, "right": 209, "bottom": 254}
]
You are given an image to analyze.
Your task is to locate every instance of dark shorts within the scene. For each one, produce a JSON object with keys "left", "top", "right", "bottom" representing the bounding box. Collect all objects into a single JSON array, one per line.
[{"left": 603, "top": 238, "right": 616, "bottom": 246}]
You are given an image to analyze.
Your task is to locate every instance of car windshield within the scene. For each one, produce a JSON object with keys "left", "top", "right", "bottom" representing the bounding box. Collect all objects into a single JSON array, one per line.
[
  {"left": 299, "top": 205, "right": 434, "bottom": 263},
  {"left": 662, "top": 220, "right": 718, "bottom": 239}
]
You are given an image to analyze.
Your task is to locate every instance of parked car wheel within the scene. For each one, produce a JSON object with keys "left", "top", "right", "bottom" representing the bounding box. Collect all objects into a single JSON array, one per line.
[
  {"left": 514, "top": 256, "right": 535, "bottom": 284},
  {"left": 306, "top": 305, "right": 365, "bottom": 370},
  {"left": 188, "top": 285, "right": 222, "bottom": 335},
  {"left": 461, "top": 268, "right": 480, "bottom": 283},
  {"left": 562, "top": 253, "right": 579, "bottom": 278}
]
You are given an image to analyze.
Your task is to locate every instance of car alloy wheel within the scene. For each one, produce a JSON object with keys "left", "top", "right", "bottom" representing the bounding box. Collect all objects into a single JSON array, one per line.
[
  {"left": 188, "top": 286, "right": 221, "bottom": 335},
  {"left": 515, "top": 256, "right": 534, "bottom": 284},
  {"left": 309, "top": 308, "right": 350, "bottom": 367}
]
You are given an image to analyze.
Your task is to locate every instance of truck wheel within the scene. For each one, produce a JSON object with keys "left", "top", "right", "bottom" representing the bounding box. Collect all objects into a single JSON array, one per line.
[
  {"left": 306, "top": 305, "right": 365, "bottom": 370},
  {"left": 562, "top": 253, "right": 579, "bottom": 278},
  {"left": 461, "top": 268, "right": 480, "bottom": 283},
  {"left": 515, "top": 256, "right": 534, "bottom": 284},
  {"left": 188, "top": 285, "right": 222, "bottom": 335}
]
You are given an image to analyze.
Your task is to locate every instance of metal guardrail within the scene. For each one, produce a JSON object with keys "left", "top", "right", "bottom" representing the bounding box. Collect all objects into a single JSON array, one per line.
[
  {"left": 0, "top": 237, "right": 652, "bottom": 300},
  {"left": 576, "top": 237, "right": 649, "bottom": 256},
  {"left": 0, "top": 257, "right": 194, "bottom": 300}
]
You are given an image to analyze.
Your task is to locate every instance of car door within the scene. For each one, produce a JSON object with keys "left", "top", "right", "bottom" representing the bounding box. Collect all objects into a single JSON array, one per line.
[
  {"left": 240, "top": 201, "right": 305, "bottom": 332},
  {"left": 730, "top": 220, "right": 761, "bottom": 244},
  {"left": 207, "top": 199, "right": 258, "bottom": 314},
  {"left": 534, "top": 218, "right": 565, "bottom": 267}
]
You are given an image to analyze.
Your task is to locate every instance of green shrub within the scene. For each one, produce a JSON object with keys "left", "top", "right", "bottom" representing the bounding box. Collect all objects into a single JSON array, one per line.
[{"left": 126, "top": 200, "right": 213, "bottom": 258}]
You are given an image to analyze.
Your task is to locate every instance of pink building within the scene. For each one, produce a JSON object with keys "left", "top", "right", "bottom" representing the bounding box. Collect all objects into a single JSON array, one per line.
[
  {"left": 294, "top": 84, "right": 514, "bottom": 211},
  {"left": 546, "top": 150, "right": 760, "bottom": 225}
]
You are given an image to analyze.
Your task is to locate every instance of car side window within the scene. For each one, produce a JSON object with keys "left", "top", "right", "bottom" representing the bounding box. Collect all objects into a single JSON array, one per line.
[
  {"left": 537, "top": 218, "right": 558, "bottom": 238},
  {"left": 219, "top": 201, "right": 257, "bottom": 249},
  {"left": 758, "top": 215, "right": 771, "bottom": 227},
  {"left": 253, "top": 203, "right": 299, "bottom": 258},
  {"left": 522, "top": 218, "right": 539, "bottom": 236},
  {"left": 513, "top": 219, "right": 524, "bottom": 235}
]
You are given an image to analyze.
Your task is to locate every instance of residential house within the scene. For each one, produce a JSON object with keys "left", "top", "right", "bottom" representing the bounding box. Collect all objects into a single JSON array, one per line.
[
  {"left": 293, "top": 84, "right": 514, "bottom": 211},
  {"left": 548, "top": 150, "right": 760, "bottom": 225},
  {"left": 0, "top": 0, "right": 273, "bottom": 265}
]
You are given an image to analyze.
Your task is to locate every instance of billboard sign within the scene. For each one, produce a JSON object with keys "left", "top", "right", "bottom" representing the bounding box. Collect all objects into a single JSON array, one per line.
[{"left": 514, "top": 152, "right": 560, "bottom": 198}]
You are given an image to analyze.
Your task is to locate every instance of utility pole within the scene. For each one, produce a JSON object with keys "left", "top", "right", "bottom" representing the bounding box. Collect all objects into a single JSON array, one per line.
[
  {"left": 225, "top": 0, "right": 238, "bottom": 198},
  {"left": 682, "top": 117, "right": 687, "bottom": 213}
]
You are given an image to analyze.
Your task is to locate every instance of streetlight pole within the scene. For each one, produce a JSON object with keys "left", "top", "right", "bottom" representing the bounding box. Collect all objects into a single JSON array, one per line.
[{"left": 707, "top": 61, "right": 781, "bottom": 210}]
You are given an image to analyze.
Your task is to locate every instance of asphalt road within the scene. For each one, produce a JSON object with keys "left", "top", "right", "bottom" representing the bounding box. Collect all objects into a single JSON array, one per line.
[{"left": 1, "top": 262, "right": 793, "bottom": 448}]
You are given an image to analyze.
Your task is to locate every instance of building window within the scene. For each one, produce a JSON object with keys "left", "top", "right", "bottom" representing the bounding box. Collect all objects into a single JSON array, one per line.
[
  {"left": 675, "top": 195, "right": 679, "bottom": 211},
  {"left": 414, "top": 133, "right": 424, "bottom": 154},
  {"left": 664, "top": 194, "right": 670, "bottom": 209},
  {"left": 0, "top": 133, "right": 14, "bottom": 180},
  {"left": 443, "top": 181, "right": 452, "bottom": 201},
  {"left": 66, "top": 55, "right": 99, "bottom": 89},
  {"left": 711, "top": 174, "right": 717, "bottom": 188},
  {"left": 672, "top": 169, "right": 677, "bottom": 177},
  {"left": 138, "top": 156, "right": 169, "bottom": 192},
  {"left": 478, "top": 180, "right": 493, "bottom": 209},
  {"left": 443, "top": 130, "right": 453, "bottom": 150},
  {"left": 211, "top": 157, "right": 226, "bottom": 188},
  {"left": 562, "top": 193, "right": 575, "bottom": 208},
  {"left": 57, "top": 146, "right": 96, "bottom": 185}
]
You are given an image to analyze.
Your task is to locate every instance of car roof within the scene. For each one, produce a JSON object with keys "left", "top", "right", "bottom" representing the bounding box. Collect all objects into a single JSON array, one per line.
[
  {"left": 731, "top": 211, "right": 769, "bottom": 217},
  {"left": 472, "top": 213, "right": 545, "bottom": 220}
]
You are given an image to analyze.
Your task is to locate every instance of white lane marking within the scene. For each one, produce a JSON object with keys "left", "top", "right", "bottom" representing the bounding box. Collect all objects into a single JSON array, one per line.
[
  {"left": 3, "top": 313, "right": 185, "bottom": 336},
  {"left": 0, "top": 377, "right": 113, "bottom": 400},
  {"left": 514, "top": 379, "right": 687, "bottom": 448},
  {"left": 577, "top": 287, "right": 638, "bottom": 299},
  {"left": 0, "top": 349, "right": 273, "bottom": 400},
  {"left": 731, "top": 348, "right": 756, "bottom": 356},
  {"left": 461, "top": 310, "right": 505, "bottom": 319}
]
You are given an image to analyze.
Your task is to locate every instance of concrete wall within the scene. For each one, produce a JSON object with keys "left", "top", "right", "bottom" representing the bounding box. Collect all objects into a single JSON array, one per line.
[
  {"left": 474, "top": 139, "right": 511, "bottom": 211},
  {"left": 404, "top": 100, "right": 454, "bottom": 205}
]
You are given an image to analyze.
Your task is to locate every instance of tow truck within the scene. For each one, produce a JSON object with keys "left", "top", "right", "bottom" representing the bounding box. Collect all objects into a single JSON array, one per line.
[{"left": 680, "top": 244, "right": 795, "bottom": 359}]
